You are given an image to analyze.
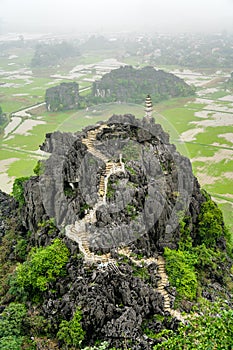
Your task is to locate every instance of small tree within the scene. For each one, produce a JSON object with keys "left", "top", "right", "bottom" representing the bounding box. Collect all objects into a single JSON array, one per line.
[
  {"left": 13, "top": 239, "right": 69, "bottom": 296},
  {"left": 0, "top": 303, "right": 27, "bottom": 338},
  {"left": 12, "top": 177, "right": 29, "bottom": 207},
  {"left": 57, "top": 308, "right": 86, "bottom": 348},
  {"left": 197, "top": 200, "right": 226, "bottom": 247},
  {"left": 164, "top": 247, "right": 198, "bottom": 301}
]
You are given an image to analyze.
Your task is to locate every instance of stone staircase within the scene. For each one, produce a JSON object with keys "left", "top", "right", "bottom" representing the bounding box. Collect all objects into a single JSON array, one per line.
[
  {"left": 65, "top": 124, "right": 186, "bottom": 321},
  {"left": 156, "top": 255, "right": 171, "bottom": 310},
  {"left": 118, "top": 247, "right": 185, "bottom": 323},
  {"left": 81, "top": 126, "right": 109, "bottom": 163},
  {"left": 65, "top": 124, "right": 125, "bottom": 273}
]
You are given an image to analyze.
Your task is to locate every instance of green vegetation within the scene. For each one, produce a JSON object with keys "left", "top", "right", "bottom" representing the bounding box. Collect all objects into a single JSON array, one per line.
[
  {"left": 123, "top": 140, "right": 141, "bottom": 161},
  {"left": 57, "top": 308, "right": 86, "bottom": 348},
  {"left": 11, "top": 239, "right": 69, "bottom": 297},
  {"left": 197, "top": 199, "right": 227, "bottom": 247},
  {"left": 83, "top": 342, "right": 118, "bottom": 350},
  {"left": 164, "top": 197, "right": 232, "bottom": 304},
  {"left": 37, "top": 218, "right": 57, "bottom": 235},
  {"left": 153, "top": 303, "right": 233, "bottom": 349},
  {"left": 164, "top": 247, "right": 198, "bottom": 301},
  {"left": 33, "top": 160, "right": 45, "bottom": 176},
  {"left": 132, "top": 264, "right": 150, "bottom": 281},
  {"left": 15, "top": 239, "right": 28, "bottom": 262},
  {"left": 45, "top": 82, "right": 79, "bottom": 112},
  {"left": 12, "top": 177, "right": 29, "bottom": 206},
  {"left": 92, "top": 66, "right": 195, "bottom": 105},
  {"left": 106, "top": 179, "right": 116, "bottom": 199},
  {"left": 31, "top": 41, "right": 80, "bottom": 67},
  {"left": 125, "top": 204, "right": 137, "bottom": 220},
  {"left": 0, "top": 302, "right": 27, "bottom": 350},
  {"left": 1, "top": 38, "right": 233, "bottom": 350}
]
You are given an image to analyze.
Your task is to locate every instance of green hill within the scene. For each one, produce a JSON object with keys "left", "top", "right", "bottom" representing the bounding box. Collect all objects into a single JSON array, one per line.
[{"left": 91, "top": 66, "right": 195, "bottom": 104}]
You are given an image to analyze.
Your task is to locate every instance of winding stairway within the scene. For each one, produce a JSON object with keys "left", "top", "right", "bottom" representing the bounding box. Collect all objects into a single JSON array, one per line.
[
  {"left": 65, "top": 125, "right": 185, "bottom": 322},
  {"left": 65, "top": 125, "right": 125, "bottom": 268},
  {"left": 118, "top": 247, "right": 185, "bottom": 323}
]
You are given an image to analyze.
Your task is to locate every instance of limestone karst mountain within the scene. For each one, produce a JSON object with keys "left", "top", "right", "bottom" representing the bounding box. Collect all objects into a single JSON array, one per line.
[
  {"left": 92, "top": 66, "right": 195, "bottom": 104},
  {"left": 0, "top": 115, "right": 232, "bottom": 349}
]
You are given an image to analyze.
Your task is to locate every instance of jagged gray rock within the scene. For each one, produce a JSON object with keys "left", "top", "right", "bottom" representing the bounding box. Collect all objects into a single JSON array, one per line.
[
  {"left": 0, "top": 190, "right": 17, "bottom": 239},
  {"left": 45, "top": 82, "right": 79, "bottom": 112},
  {"left": 19, "top": 114, "right": 212, "bottom": 348},
  {"left": 23, "top": 115, "right": 205, "bottom": 254}
]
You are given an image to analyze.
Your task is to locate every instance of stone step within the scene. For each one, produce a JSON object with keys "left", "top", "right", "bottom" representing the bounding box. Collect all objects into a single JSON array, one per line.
[
  {"left": 164, "top": 303, "right": 170, "bottom": 308},
  {"left": 163, "top": 296, "right": 170, "bottom": 301},
  {"left": 157, "top": 285, "right": 164, "bottom": 289}
]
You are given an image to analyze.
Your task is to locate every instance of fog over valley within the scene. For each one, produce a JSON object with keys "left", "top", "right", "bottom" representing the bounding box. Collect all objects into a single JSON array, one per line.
[{"left": 1, "top": 0, "right": 233, "bottom": 34}]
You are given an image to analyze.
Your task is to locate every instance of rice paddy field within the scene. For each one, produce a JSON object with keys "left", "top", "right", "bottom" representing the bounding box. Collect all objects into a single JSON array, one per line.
[{"left": 0, "top": 48, "right": 232, "bottom": 232}]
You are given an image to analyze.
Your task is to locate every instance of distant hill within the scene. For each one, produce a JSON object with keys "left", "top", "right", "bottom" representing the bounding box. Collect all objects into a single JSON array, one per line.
[
  {"left": 225, "top": 72, "right": 233, "bottom": 90},
  {"left": 44, "top": 66, "right": 195, "bottom": 111},
  {"left": 0, "top": 105, "right": 6, "bottom": 130},
  {"left": 31, "top": 41, "right": 80, "bottom": 68},
  {"left": 92, "top": 66, "right": 195, "bottom": 104},
  {"left": 45, "top": 82, "right": 80, "bottom": 112}
]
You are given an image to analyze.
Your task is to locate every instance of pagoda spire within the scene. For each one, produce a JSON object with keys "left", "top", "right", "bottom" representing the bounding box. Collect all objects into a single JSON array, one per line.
[{"left": 144, "top": 94, "right": 153, "bottom": 118}]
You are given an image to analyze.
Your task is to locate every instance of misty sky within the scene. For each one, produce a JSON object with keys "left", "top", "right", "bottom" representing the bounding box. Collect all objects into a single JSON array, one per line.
[{"left": 1, "top": 0, "right": 233, "bottom": 34}]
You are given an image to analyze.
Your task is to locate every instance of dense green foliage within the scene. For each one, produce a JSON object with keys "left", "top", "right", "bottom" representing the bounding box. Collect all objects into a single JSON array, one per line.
[
  {"left": 12, "top": 239, "right": 69, "bottom": 296},
  {"left": 0, "top": 303, "right": 27, "bottom": 349},
  {"left": 0, "top": 302, "right": 27, "bottom": 337},
  {"left": 164, "top": 247, "right": 198, "bottom": 301},
  {"left": 12, "top": 177, "right": 29, "bottom": 206},
  {"left": 31, "top": 41, "right": 80, "bottom": 67},
  {"left": 197, "top": 200, "right": 227, "bottom": 247},
  {"left": 92, "top": 66, "right": 195, "bottom": 104},
  {"left": 164, "top": 197, "right": 231, "bottom": 303},
  {"left": 57, "top": 308, "right": 86, "bottom": 348},
  {"left": 0, "top": 336, "right": 23, "bottom": 350},
  {"left": 33, "top": 160, "right": 45, "bottom": 176},
  {"left": 153, "top": 303, "right": 233, "bottom": 349}
]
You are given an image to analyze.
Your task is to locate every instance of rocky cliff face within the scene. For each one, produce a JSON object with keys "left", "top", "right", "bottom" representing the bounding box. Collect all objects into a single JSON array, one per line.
[
  {"left": 24, "top": 115, "right": 205, "bottom": 253},
  {"left": 4, "top": 115, "right": 231, "bottom": 349},
  {"left": 45, "top": 82, "right": 79, "bottom": 112},
  {"left": 0, "top": 190, "right": 18, "bottom": 240}
]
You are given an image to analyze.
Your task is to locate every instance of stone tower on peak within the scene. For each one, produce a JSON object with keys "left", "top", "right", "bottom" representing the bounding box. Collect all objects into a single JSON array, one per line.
[{"left": 144, "top": 94, "right": 153, "bottom": 119}]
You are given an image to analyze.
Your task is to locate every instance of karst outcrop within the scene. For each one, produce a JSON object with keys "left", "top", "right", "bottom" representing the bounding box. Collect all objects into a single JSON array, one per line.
[{"left": 0, "top": 115, "right": 232, "bottom": 349}]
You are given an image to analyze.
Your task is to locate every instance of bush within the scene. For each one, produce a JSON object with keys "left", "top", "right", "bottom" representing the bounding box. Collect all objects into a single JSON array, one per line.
[
  {"left": 33, "top": 160, "right": 45, "bottom": 176},
  {"left": 13, "top": 239, "right": 69, "bottom": 295},
  {"left": 57, "top": 308, "right": 85, "bottom": 348},
  {"left": 0, "top": 336, "right": 23, "bottom": 350},
  {"left": 12, "top": 177, "right": 29, "bottom": 206},
  {"left": 164, "top": 247, "right": 198, "bottom": 301},
  {"left": 0, "top": 303, "right": 27, "bottom": 338},
  {"left": 15, "top": 239, "right": 28, "bottom": 261},
  {"left": 197, "top": 200, "right": 226, "bottom": 247},
  {"left": 153, "top": 303, "right": 233, "bottom": 349}
]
